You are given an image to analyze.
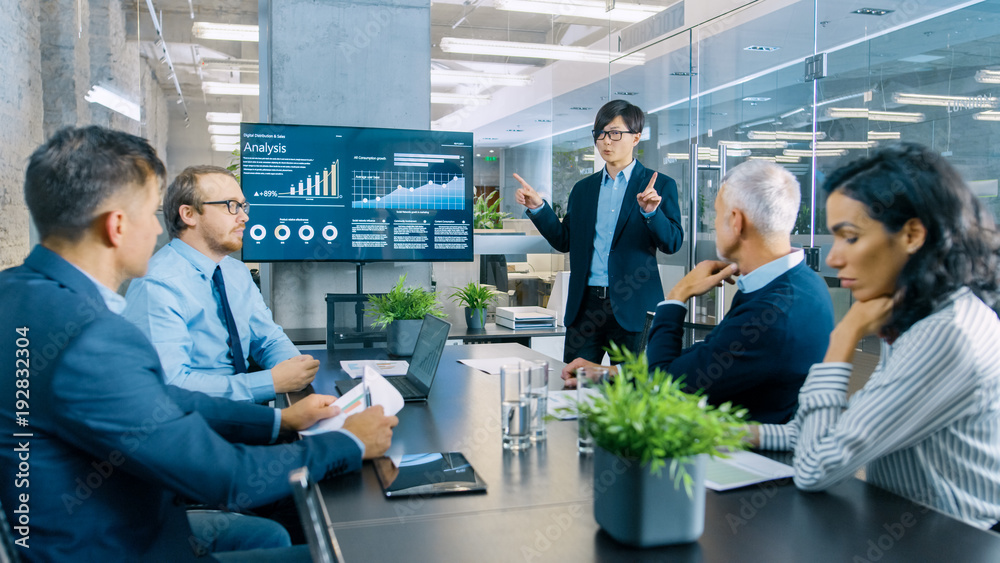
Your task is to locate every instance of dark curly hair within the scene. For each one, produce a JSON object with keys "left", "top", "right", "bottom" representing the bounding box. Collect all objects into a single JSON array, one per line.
[{"left": 823, "top": 142, "right": 1000, "bottom": 339}]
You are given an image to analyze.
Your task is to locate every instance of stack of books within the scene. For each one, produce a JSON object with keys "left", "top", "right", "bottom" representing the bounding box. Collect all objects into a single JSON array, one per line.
[{"left": 495, "top": 306, "right": 557, "bottom": 329}]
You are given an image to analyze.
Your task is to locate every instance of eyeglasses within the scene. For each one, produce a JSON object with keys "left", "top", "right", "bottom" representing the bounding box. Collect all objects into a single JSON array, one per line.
[
  {"left": 204, "top": 199, "right": 250, "bottom": 215},
  {"left": 592, "top": 129, "right": 637, "bottom": 142}
]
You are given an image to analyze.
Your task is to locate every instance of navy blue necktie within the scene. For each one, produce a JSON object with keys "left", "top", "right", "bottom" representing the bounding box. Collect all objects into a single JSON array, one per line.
[{"left": 212, "top": 265, "right": 248, "bottom": 374}]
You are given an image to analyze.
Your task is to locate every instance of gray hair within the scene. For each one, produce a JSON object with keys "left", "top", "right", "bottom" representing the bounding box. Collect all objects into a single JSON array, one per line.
[{"left": 719, "top": 160, "right": 801, "bottom": 238}]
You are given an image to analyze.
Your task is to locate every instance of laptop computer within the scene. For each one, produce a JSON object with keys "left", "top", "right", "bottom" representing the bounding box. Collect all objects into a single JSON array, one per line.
[{"left": 334, "top": 314, "right": 451, "bottom": 402}]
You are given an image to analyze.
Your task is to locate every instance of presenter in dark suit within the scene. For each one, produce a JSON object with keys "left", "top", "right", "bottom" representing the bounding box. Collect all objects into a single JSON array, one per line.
[
  {"left": 0, "top": 126, "right": 397, "bottom": 562},
  {"left": 513, "top": 100, "right": 683, "bottom": 363}
]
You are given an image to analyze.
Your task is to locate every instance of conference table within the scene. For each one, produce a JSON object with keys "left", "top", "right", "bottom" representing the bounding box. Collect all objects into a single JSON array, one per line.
[{"left": 296, "top": 343, "right": 1000, "bottom": 562}]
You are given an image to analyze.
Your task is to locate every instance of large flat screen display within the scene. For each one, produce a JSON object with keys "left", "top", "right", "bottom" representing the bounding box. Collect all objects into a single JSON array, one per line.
[{"left": 239, "top": 122, "right": 474, "bottom": 262}]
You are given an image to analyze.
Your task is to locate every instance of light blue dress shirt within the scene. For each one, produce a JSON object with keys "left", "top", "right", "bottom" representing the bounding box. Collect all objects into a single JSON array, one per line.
[
  {"left": 72, "top": 263, "right": 283, "bottom": 440},
  {"left": 123, "top": 239, "right": 300, "bottom": 403},
  {"left": 659, "top": 249, "right": 805, "bottom": 309},
  {"left": 587, "top": 160, "right": 657, "bottom": 287}
]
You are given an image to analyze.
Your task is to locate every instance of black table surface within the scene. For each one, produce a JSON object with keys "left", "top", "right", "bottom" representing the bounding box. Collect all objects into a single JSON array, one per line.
[
  {"left": 300, "top": 344, "right": 1000, "bottom": 562},
  {"left": 286, "top": 323, "right": 566, "bottom": 346}
]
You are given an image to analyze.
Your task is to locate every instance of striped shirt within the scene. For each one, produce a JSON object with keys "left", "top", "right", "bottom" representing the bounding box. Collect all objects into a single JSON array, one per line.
[{"left": 759, "top": 287, "right": 1000, "bottom": 528}]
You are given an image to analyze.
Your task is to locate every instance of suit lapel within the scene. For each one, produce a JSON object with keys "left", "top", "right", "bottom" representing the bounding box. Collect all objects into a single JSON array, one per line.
[
  {"left": 577, "top": 172, "right": 602, "bottom": 252},
  {"left": 611, "top": 161, "right": 645, "bottom": 247}
]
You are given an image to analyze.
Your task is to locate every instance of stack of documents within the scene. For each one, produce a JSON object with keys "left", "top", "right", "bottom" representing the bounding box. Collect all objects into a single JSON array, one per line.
[
  {"left": 495, "top": 306, "right": 556, "bottom": 329},
  {"left": 704, "top": 451, "right": 795, "bottom": 491}
]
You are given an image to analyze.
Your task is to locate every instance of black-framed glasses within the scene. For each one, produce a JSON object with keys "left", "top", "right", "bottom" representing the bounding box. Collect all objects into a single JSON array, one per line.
[
  {"left": 592, "top": 129, "right": 636, "bottom": 142},
  {"left": 204, "top": 199, "right": 250, "bottom": 215}
]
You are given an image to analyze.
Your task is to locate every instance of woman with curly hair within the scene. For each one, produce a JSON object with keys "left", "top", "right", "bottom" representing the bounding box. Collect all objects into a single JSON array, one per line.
[{"left": 749, "top": 142, "right": 1000, "bottom": 529}]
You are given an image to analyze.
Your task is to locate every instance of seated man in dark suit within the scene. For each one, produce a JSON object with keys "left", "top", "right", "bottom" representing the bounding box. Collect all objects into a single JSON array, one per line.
[
  {"left": 0, "top": 126, "right": 398, "bottom": 562},
  {"left": 563, "top": 160, "right": 834, "bottom": 424}
]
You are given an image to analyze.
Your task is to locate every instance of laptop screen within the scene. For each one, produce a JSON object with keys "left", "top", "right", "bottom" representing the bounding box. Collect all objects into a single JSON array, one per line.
[{"left": 407, "top": 314, "right": 451, "bottom": 392}]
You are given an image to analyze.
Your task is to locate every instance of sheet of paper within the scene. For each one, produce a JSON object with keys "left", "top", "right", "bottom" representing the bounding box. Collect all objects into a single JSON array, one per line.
[
  {"left": 340, "top": 359, "right": 409, "bottom": 379},
  {"left": 546, "top": 388, "right": 602, "bottom": 419},
  {"left": 457, "top": 356, "right": 525, "bottom": 375},
  {"left": 300, "top": 366, "right": 405, "bottom": 436},
  {"left": 704, "top": 451, "right": 795, "bottom": 491}
]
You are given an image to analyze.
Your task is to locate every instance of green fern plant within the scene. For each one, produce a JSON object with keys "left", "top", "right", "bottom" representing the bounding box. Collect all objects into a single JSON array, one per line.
[
  {"left": 449, "top": 281, "right": 499, "bottom": 310},
  {"left": 573, "top": 343, "right": 751, "bottom": 496},
  {"left": 473, "top": 191, "right": 512, "bottom": 229},
  {"left": 365, "top": 274, "right": 446, "bottom": 329}
]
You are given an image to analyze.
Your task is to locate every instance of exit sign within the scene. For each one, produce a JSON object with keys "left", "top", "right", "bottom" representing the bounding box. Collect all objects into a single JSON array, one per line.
[{"left": 484, "top": 156, "right": 497, "bottom": 161}]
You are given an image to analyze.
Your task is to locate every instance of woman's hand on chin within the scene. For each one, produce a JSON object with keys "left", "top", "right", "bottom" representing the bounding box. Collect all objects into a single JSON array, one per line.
[{"left": 824, "top": 297, "right": 894, "bottom": 363}]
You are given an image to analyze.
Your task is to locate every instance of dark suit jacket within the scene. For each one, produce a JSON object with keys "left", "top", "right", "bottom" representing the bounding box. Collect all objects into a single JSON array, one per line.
[
  {"left": 0, "top": 246, "right": 362, "bottom": 562},
  {"left": 527, "top": 160, "right": 683, "bottom": 331}
]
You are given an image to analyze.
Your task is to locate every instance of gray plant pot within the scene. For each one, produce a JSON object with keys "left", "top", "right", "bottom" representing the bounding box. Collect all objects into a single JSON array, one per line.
[
  {"left": 464, "top": 307, "right": 487, "bottom": 329},
  {"left": 593, "top": 447, "right": 706, "bottom": 547},
  {"left": 387, "top": 319, "right": 423, "bottom": 357}
]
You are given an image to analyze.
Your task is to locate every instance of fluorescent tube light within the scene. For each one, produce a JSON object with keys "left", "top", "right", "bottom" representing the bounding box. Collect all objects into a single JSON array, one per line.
[
  {"left": 431, "top": 69, "right": 533, "bottom": 87},
  {"left": 439, "top": 37, "right": 644, "bottom": 65},
  {"left": 775, "top": 155, "right": 801, "bottom": 163},
  {"left": 206, "top": 112, "right": 242, "bottom": 124},
  {"left": 202, "top": 82, "right": 260, "bottom": 96},
  {"left": 493, "top": 0, "right": 664, "bottom": 23},
  {"left": 975, "top": 70, "right": 1000, "bottom": 84},
  {"left": 868, "top": 131, "right": 901, "bottom": 140},
  {"left": 430, "top": 92, "right": 492, "bottom": 105},
  {"left": 827, "top": 108, "right": 924, "bottom": 122},
  {"left": 211, "top": 135, "right": 240, "bottom": 144},
  {"left": 192, "top": 22, "right": 259, "bottom": 42},
  {"left": 893, "top": 92, "right": 997, "bottom": 109},
  {"left": 747, "top": 130, "right": 826, "bottom": 141},
  {"left": 719, "top": 140, "right": 788, "bottom": 149},
  {"left": 813, "top": 141, "right": 878, "bottom": 149},
  {"left": 748, "top": 156, "right": 777, "bottom": 162},
  {"left": 200, "top": 58, "right": 260, "bottom": 73},
  {"left": 84, "top": 85, "right": 140, "bottom": 122},
  {"left": 784, "top": 149, "right": 848, "bottom": 157},
  {"left": 973, "top": 111, "right": 1000, "bottom": 121},
  {"left": 582, "top": 154, "right": 595, "bottom": 161},
  {"left": 208, "top": 125, "right": 240, "bottom": 135}
]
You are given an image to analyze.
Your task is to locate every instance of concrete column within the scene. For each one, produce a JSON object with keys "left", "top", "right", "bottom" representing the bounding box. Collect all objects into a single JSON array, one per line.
[
  {"left": 0, "top": 0, "right": 43, "bottom": 268},
  {"left": 40, "top": 0, "right": 91, "bottom": 139},
  {"left": 260, "top": 0, "right": 433, "bottom": 330}
]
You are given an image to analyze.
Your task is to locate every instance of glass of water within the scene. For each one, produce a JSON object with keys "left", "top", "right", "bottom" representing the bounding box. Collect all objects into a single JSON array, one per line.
[
  {"left": 525, "top": 361, "right": 549, "bottom": 442},
  {"left": 501, "top": 363, "right": 532, "bottom": 451},
  {"left": 576, "top": 366, "right": 607, "bottom": 454}
]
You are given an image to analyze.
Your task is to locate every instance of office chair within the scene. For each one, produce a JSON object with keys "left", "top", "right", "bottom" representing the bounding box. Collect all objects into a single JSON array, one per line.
[
  {"left": 480, "top": 255, "right": 516, "bottom": 307},
  {"left": 636, "top": 311, "right": 656, "bottom": 356},
  {"left": 289, "top": 467, "right": 346, "bottom": 563},
  {"left": 0, "top": 498, "right": 22, "bottom": 563}
]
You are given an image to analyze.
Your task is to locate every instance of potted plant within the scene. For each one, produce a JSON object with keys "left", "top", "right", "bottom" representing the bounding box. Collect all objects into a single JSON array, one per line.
[
  {"left": 473, "top": 191, "right": 512, "bottom": 230},
  {"left": 365, "top": 274, "right": 446, "bottom": 356},
  {"left": 449, "top": 281, "right": 499, "bottom": 329},
  {"left": 573, "top": 344, "right": 750, "bottom": 547}
]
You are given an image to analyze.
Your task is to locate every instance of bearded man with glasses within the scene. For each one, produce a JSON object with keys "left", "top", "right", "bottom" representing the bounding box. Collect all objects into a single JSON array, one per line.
[
  {"left": 513, "top": 100, "right": 684, "bottom": 363},
  {"left": 124, "top": 165, "right": 319, "bottom": 404}
]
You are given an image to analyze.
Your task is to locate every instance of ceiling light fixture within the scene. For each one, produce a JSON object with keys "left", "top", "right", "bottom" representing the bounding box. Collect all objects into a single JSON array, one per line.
[
  {"left": 747, "top": 130, "right": 826, "bottom": 141},
  {"left": 975, "top": 70, "right": 1000, "bottom": 84},
  {"left": 84, "top": 85, "right": 141, "bottom": 121},
  {"left": 973, "top": 111, "right": 1000, "bottom": 121},
  {"left": 206, "top": 112, "right": 242, "bottom": 123},
  {"left": 827, "top": 108, "right": 924, "bottom": 122},
  {"left": 720, "top": 140, "right": 788, "bottom": 150},
  {"left": 852, "top": 8, "right": 894, "bottom": 16},
  {"left": 815, "top": 90, "right": 873, "bottom": 107},
  {"left": 893, "top": 92, "right": 997, "bottom": 109},
  {"left": 430, "top": 69, "right": 533, "bottom": 87},
  {"left": 200, "top": 57, "right": 260, "bottom": 73},
  {"left": 744, "top": 45, "right": 780, "bottom": 52},
  {"left": 202, "top": 82, "right": 259, "bottom": 96},
  {"left": 192, "top": 22, "right": 259, "bottom": 42},
  {"left": 742, "top": 96, "right": 771, "bottom": 102},
  {"left": 775, "top": 155, "right": 801, "bottom": 163},
  {"left": 493, "top": 0, "right": 664, "bottom": 23},
  {"left": 430, "top": 92, "right": 492, "bottom": 105},
  {"left": 439, "top": 37, "right": 645, "bottom": 65},
  {"left": 784, "top": 149, "right": 848, "bottom": 157},
  {"left": 868, "top": 131, "right": 901, "bottom": 140},
  {"left": 813, "top": 141, "right": 878, "bottom": 150},
  {"left": 208, "top": 124, "right": 241, "bottom": 135}
]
